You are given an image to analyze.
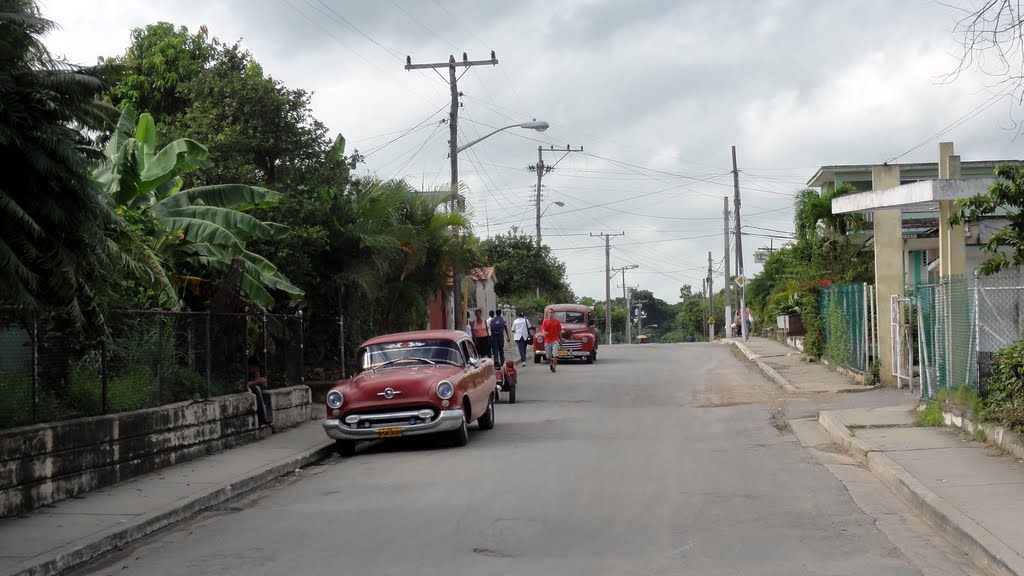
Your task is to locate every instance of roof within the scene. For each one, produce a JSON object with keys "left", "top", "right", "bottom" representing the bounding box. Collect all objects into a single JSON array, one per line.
[
  {"left": 361, "top": 330, "right": 468, "bottom": 347},
  {"left": 807, "top": 159, "right": 1024, "bottom": 188},
  {"left": 468, "top": 267, "right": 497, "bottom": 282},
  {"left": 544, "top": 303, "right": 590, "bottom": 312}
]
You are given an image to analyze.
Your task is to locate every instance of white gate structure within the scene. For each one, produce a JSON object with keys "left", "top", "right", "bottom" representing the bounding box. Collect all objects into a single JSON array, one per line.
[{"left": 890, "top": 294, "right": 916, "bottom": 393}]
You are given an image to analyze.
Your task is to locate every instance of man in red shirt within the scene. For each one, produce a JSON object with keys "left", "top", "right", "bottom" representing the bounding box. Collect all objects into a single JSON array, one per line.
[{"left": 540, "top": 310, "right": 563, "bottom": 373}]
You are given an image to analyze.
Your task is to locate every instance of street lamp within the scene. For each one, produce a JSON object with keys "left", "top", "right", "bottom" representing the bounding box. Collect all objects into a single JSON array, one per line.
[
  {"left": 456, "top": 121, "right": 549, "bottom": 153},
  {"left": 449, "top": 119, "right": 549, "bottom": 330}
]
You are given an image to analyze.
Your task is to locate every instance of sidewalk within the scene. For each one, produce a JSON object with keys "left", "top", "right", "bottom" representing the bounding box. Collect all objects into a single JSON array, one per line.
[
  {"left": 820, "top": 406, "right": 1024, "bottom": 576},
  {"left": 733, "top": 336, "right": 1024, "bottom": 575},
  {"left": 0, "top": 413, "right": 334, "bottom": 576},
  {"left": 728, "top": 336, "right": 873, "bottom": 393}
]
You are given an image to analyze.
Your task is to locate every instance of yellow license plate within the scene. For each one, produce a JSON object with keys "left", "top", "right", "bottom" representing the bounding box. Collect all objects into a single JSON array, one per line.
[
  {"left": 378, "top": 427, "right": 403, "bottom": 438},
  {"left": 558, "top": 350, "right": 571, "bottom": 358}
]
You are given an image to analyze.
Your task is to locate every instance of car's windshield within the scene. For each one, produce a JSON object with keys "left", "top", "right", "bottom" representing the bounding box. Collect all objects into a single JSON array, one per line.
[
  {"left": 359, "top": 339, "right": 463, "bottom": 371},
  {"left": 552, "top": 310, "right": 586, "bottom": 324}
]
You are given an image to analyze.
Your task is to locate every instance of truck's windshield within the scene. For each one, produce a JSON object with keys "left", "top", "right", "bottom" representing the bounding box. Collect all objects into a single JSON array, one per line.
[{"left": 553, "top": 311, "right": 586, "bottom": 324}]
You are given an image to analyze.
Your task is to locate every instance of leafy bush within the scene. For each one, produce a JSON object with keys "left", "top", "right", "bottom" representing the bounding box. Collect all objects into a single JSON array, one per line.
[
  {"left": 981, "top": 339, "right": 1024, "bottom": 430},
  {"left": 799, "top": 292, "right": 825, "bottom": 358},
  {"left": 0, "top": 371, "right": 34, "bottom": 428},
  {"left": 936, "top": 385, "right": 982, "bottom": 420},
  {"left": 916, "top": 401, "right": 944, "bottom": 427},
  {"left": 822, "top": 292, "right": 851, "bottom": 367},
  {"left": 658, "top": 330, "right": 684, "bottom": 343}
]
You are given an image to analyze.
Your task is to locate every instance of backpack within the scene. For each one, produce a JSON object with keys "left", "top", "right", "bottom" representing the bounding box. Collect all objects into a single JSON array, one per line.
[{"left": 490, "top": 315, "right": 506, "bottom": 335}]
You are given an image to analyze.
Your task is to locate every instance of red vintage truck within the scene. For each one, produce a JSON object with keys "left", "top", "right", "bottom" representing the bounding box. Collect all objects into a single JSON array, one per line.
[{"left": 532, "top": 304, "right": 599, "bottom": 364}]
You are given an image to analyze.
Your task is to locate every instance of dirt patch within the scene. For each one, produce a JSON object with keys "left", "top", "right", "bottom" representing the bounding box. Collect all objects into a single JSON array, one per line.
[
  {"left": 769, "top": 405, "right": 790, "bottom": 433},
  {"left": 690, "top": 373, "right": 780, "bottom": 407}
]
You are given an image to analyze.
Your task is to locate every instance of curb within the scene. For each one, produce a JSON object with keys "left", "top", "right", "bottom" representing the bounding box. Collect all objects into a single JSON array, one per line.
[
  {"left": 8, "top": 442, "right": 336, "bottom": 576},
  {"left": 727, "top": 340, "right": 871, "bottom": 394},
  {"left": 818, "top": 411, "right": 1022, "bottom": 576}
]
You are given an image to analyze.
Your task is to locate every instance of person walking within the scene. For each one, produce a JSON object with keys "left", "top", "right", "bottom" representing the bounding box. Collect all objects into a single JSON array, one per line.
[
  {"left": 490, "top": 308, "right": 511, "bottom": 366},
  {"left": 471, "top": 309, "right": 491, "bottom": 360},
  {"left": 511, "top": 311, "right": 532, "bottom": 367},
  {"left": 540, "top": 309, "right": 563, "bottom": 373},
  {"left": 743, "top": 305, "right": 753, "bottom": 341}
]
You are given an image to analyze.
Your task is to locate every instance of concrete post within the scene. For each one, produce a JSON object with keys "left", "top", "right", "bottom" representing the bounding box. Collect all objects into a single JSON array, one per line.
[
  {"left": 873, "top": 164, "right": 903, "bottom": 386},
  {"left": 938, "top": 142, "right": 967, "bottom": 277}
]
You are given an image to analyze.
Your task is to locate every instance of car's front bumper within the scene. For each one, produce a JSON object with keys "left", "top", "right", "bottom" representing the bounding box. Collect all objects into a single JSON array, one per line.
[
  {"left": 322, "top": 409, "right": 465, "bottom": 441},
  {"left": 534, "top": 349, "right": 591, "bottom": 359}
]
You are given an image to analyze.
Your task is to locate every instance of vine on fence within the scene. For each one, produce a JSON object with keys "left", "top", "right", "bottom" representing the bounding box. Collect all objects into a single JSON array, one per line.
[{"left": 823, "top": 292, "right": 852, "bottom": 368}]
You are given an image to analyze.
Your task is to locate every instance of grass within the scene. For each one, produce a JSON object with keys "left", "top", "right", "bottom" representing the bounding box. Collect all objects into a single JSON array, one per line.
[
  {"left": 915, "top": 401, "right": 945, "bottom": 427},
  {"left": 973, "top": 428, "right": 989, "bottom": 443},
  {"left": 935, "top": 386, "right": 982, "bottom": 419}
]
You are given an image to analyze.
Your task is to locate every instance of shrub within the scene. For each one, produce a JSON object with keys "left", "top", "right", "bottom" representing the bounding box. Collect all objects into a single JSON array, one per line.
[
  {"left": 799, "top": 292, "right": 825, "bottom": 358},
  {"left": 916, "top": 401, "right": 944, "bottom": 427},
  {"left": 981, "top": 339, "right": 1024, "bottom": 430}
]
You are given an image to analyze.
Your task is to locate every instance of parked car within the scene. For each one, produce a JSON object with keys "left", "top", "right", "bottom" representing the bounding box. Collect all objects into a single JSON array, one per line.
[
  {"left": 321, "top": 330, "right": 496, "bottom": 456},
  {"left": 533, "top": 304, "right": 599, "bottom": 364}
]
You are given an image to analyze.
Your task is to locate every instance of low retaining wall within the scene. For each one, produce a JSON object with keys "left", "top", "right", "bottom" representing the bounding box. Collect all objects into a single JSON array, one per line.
[
  {"left": 943, "top": 408, "right": 1024, "bottom": 461},
  {"left": 0, "top": 385, "right": 311, "bottom": 518}
]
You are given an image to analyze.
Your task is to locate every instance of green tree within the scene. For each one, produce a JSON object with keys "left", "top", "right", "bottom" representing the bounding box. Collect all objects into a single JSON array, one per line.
[
  {"left": 0, "top": 0, "right": 131, "bottom": 322},
  {"left": 94, "top": 105, "right": 303, "bottom": 309},
  {"left": 793, "top": 183, "right": 863, "bottom": 241},
  {"left": 950, "top": 164, "right": 1024, "bottom": 275},
  {"left": 481, "top": 229, "right": 573, "bottom": 301}
]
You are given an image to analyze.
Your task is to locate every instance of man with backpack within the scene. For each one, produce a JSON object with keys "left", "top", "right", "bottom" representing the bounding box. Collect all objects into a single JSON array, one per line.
[{"left": 489, "top": 308, "right": 511, "bottom": 366}]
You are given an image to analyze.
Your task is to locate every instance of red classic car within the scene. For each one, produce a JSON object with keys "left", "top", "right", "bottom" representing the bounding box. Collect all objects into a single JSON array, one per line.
[
  {"left": 322, "top": 330, "right": 496, "bottom": 457},
  {"left": 533, "top": 304, "right": 599, "bottom": 364}
]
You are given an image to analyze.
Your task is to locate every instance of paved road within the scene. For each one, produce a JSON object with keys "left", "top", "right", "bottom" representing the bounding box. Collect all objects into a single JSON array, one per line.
[{"left": 78, "top": 344, "right": 920, "bottom": 576}]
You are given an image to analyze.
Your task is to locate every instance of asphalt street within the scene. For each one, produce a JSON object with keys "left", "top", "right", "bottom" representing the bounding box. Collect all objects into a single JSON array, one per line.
[{"left": 77, "top": 343, "right": 922, "bottom": 576}]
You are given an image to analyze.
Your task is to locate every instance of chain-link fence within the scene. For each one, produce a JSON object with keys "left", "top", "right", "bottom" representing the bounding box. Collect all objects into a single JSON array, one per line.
[
  {"left": 975, "top": 267, "right": 1024, "bottom": 394},
  {"left": 0, "top": 308, "right": 303, "bottom": 430},
  {"left": 915, "top": 275, "right": 977, "bottom": 399},
  {"left": 820, "top": 283, "right": 873, "bottom": 372}
]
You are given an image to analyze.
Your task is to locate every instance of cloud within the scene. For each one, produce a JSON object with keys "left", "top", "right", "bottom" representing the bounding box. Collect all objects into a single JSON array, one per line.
[{"left": 37, "top": 0, "right": 1024, "bottom": 303}]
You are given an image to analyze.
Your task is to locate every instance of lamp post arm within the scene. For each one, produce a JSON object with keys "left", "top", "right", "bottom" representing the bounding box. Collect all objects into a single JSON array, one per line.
[{"left": 456, "top": 124, "right": 519, "bottom": 153}]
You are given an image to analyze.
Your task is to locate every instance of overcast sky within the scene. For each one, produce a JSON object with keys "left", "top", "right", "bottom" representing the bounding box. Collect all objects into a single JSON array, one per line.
[{"left": 39, "top": 0, "right": 1023, "bottom": 303}]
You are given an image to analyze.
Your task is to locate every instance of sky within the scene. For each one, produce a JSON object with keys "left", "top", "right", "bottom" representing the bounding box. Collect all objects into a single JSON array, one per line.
[{"left": 38, "top": 0, "right": 1024, "bottom": 303}]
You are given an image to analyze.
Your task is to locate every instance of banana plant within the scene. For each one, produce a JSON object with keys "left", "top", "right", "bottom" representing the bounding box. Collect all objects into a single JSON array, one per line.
[{"left": 94, "top": 105, "right": 303, "bottom": 308}]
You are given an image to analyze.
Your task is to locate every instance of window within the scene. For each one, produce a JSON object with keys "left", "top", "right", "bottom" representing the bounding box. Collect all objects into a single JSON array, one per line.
[
  {"left": 553, "top": 310, "right": 586, "bottom": 324},
  {"left": 359, "top": 339, "right": 463, "bottom": 371}
]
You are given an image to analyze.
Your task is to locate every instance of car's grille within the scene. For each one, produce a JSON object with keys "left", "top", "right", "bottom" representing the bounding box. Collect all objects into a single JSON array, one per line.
[
  {"left": 561, "top": 339, "right": 583, "bottom": 351},
  {"left": 345, "top": 406, "right": 438, "bottom": 428}
]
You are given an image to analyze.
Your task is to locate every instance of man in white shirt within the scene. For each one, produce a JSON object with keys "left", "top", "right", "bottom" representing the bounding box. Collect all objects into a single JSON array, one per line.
[{"left": 511, "top": 311, "right": 532, "bottom": 367}]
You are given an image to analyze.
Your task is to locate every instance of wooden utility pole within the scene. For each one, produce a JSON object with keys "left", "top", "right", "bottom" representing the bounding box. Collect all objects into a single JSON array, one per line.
[
  {"left": 405, "top": 52, "right": 498, "bottom": 329},
  {"left": 612, "top": 264, "right": 639, "bottom": 343},
  {"left": 731, "top": 145, "right": 746, "bottom": 340},
  {"left": 591, "top": 232, "right": 625, "bottom": 345},
  {"left": 530, "top": 145, "right": 583, "bottom": 248},
  {"left": 707, "top": 251, "right": 714, "bottom": 340}
]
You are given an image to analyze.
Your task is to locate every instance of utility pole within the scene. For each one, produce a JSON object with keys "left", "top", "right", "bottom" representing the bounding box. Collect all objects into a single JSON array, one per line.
[
  {"left": 530, "top": 145, "right": 583, "bottom": 248},
  {"left": 612, "top": 264, "right": 639, "bottom": 343},
  {"left": 406, "top": 52, "right": 498, "bottom": 330},
  {"left": 635, "top": 298, "right": 647, "bottom": 341},
  {"left": 723, "top": 196, "right": 731, "bottom": 340},
  {"left": 707, "top": 251, "right": 714, "bottom": 340},
  {"left": 592, "top": 232, "right": 625, "bottom": 345},
  {"left": 732, "top": 145, "right": 746, "bottom": 340}
]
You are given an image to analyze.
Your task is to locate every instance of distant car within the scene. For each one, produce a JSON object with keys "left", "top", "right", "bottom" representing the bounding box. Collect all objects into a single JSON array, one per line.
[
  {"left": 321, "top": 330, "right": 496, "bottom": 457},
  {"left": 533, "top": 304, "right": 599, "bottom": 364}
]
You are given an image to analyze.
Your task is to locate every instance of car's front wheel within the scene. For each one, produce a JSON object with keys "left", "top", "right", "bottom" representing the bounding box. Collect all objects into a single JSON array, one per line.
[
  {"left": 587, "top": 350, "right": 596, "bottom": 364},
  {"left": 451, "top": 410, "right": 470, "bottom": 446},
  {"left": 478, "top": 393, "right": 495, "bottom": 430},
  {"left": 335, "top": 439, "right": 356, "bottom": 457},
  {"left": 534, "top": 353, "right": 541, "bottom": 364}
]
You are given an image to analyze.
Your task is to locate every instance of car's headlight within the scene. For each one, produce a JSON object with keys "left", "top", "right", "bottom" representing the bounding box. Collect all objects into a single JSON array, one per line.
[
  {"left": 436, "top": 380, "right": 454, "bottom": 400},
  {"left": 326, "top": 391, "right": 344, "bottom": 409},
  {"left": 581, "top": 335, "right": 590, "bottom": 343},
  {"left": 536, "top": 335, "right": 544, "bottom": 343}
]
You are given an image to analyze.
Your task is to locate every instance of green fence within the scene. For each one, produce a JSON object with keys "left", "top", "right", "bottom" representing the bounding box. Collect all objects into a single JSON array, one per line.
[
  {"left": 914, "top": 275, "right": 977, "bottom": 399},
  {"left": 820, "top": 283, "right": 872, "bottom": 372}
]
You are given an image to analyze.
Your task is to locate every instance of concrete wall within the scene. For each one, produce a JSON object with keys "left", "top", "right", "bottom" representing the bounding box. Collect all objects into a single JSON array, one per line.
[{"left": 0, "top": 385, "right": 311, "bottom": 518}]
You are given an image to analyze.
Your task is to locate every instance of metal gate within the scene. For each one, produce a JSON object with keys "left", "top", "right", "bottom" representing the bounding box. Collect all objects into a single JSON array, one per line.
[{"left": 890, "top": 294, "right": 916, "bottom": 393}]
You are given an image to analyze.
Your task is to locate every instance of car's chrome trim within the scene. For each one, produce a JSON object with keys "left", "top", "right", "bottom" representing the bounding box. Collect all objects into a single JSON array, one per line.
[
  {"left": 376, "top": 387, "right": 402, "bottom": 399},
  {"left": 323, "top": 409, "right": 465, "bottom": 440},
  {"left": 346, "top": 409, "right": 435, "bottom": 422}
]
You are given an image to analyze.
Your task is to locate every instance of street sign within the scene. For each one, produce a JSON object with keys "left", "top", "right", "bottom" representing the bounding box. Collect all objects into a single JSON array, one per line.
[
  {"left": 707, "top": 317, "right": 715, "bottom": 324},
  {"left": 734, "top": 275, "right": 746, "bottom": 287}
]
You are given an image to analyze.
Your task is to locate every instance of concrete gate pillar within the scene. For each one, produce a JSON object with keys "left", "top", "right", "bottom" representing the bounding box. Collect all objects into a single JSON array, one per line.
[
  {"left": 938, "top": 142, "right": 966, "bottom": 277},
  {"left": 873, "top": 165, "right": 903, "bottom": 386}
]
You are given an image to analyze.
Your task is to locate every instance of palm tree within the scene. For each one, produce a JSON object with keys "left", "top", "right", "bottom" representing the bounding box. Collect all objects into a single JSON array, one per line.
[
  {"left": 793, "top": 182, "right": 864, "bottom": 241},
  {"left": 0, "top": 0, "right": 122, "bottom": 322}
]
